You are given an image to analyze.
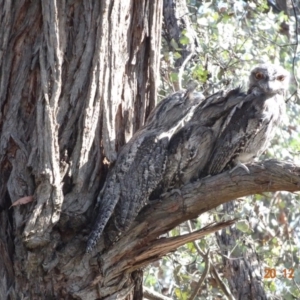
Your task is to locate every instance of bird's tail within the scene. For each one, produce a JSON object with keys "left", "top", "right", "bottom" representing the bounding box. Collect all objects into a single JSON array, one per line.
[{"left": 86, "top": 186, "right": 120, "bottom": 253}]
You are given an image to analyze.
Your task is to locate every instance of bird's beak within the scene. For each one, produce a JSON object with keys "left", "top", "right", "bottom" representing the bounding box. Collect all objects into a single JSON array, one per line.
[{"left": 261, "top": 80, "right": 278, "bottom": 94}]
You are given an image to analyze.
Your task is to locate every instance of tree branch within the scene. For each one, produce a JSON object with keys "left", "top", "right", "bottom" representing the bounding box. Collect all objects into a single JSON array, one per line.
[
  {"left": 97, "top": 160, "right": 300, "bottom": 279},
  {"left": 132, "top": 220, "right": 236, "bottom": 266},
  {"left": 73, "top": 160, "right": 300, "bottom": 298},
  {"left": 144, "top": 287, "right": 173, "bottom": 300}
]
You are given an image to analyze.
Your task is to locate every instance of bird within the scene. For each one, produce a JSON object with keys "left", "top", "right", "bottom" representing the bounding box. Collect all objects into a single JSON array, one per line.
[
  {"left": 86, "top": 87, "right": 205, "bottom": 252},
  {"left": 203, "top": 64, "right": 289, "bottom": 176},
  {"left": 162, "top": 64, "right": 289, "bottom": 182},
  {"left": 86, "top": 63, "right": 289, "bottom": 252}
]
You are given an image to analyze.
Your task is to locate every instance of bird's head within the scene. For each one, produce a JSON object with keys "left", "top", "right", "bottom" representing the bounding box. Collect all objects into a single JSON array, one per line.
[{"left": 248, "top": 64, "right": 289, "bottom": 95}]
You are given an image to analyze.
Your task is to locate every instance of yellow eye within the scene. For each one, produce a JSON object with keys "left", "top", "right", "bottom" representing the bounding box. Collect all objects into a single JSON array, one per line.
[
  {"left": 255, "top": 72, "right": 264, "bottom": 80},
  {"left": 277, "top": 75, "right": 285, "bottom": 81}
]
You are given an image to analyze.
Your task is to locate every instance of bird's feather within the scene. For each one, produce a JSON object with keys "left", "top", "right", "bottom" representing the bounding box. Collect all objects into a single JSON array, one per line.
[{"left": 87, "top": 64, "right": 288, "bottom": 252}]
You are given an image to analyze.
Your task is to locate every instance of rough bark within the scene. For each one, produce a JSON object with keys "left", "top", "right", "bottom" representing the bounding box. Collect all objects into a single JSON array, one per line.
[
  {"left": 216, "top": 202, "right": 267, "bottom": 300},
  {"left": 0, "top": 1, "right": 299, "bottom": 300},
  {"left": 162, "top": 0, "right": 199, "bottom": 90},
  {"left": 88, "top": 160, "right": 300, "bottom": 299},
  {"left": 73, "top": 160, "right": 299, "bottom": 299},
  {"left": 0, "top": 0, "right": 162, "bottom": 298},
  {"left": 163, "top": 0, "right": 198, "bottom": 65}
]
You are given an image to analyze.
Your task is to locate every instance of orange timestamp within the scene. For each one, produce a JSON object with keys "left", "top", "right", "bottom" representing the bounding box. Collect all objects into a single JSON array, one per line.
[{"left": 264, "top": 268, "right": 294, "bottom": 279}]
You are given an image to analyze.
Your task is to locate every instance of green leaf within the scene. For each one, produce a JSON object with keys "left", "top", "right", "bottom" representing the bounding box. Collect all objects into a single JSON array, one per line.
[
  {"left": 236, "top": 220, "right": 252, "bottom": 233},
  {"left": 179, "top": 35, "right": 190, "bottom": 45},
  {"left": 170, "top": 72, "right": 179, "bottom": 82}
]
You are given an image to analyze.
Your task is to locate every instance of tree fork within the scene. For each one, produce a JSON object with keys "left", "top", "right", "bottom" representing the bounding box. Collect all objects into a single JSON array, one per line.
[{"left": 1, "top": 0, "right": 299, "bottom": 299}]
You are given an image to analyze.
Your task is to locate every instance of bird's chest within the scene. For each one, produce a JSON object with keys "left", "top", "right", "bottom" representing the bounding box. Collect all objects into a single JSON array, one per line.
[
  {"left": 239, "top": 127, "right": 271, "bottom": 162},
  {"left": 239, "top": 98, "right": 282, "bottom": 160}
]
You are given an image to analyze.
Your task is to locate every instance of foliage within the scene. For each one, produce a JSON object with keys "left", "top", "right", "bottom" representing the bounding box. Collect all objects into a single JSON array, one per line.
[{"left": 145, "top": 0, "right": 300, "bottom": 299}]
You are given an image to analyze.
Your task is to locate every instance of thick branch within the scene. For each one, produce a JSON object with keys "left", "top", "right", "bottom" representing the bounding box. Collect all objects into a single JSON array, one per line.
[
  {"left": 57, "top": 159, "right": 300, "bottom": 298},
  {"left": 95, "top": 160, "right": 300, "bottom": 282}
]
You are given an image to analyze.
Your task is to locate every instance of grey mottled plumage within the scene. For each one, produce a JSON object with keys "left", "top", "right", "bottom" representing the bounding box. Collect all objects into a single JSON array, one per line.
[
  {"left": 86, "top": 88, "right": 204, "bottom": 252},
  {"left": 205, "top": 64, "right": 288, "bottom": 175},
  {"left": 87, "top": 64, "right": 288, "bottom": 252}
]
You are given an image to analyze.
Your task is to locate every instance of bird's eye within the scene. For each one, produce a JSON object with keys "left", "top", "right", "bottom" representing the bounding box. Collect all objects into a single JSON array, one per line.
[
  {"left": 255, "top": 72, "right": 264, "bottom": 80},
  {"left": 277, "top": 75, "right": 285, "bottom": 81}
]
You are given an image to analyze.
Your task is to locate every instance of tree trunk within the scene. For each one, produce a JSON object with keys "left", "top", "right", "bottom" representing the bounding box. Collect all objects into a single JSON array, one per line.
[
  {"left": 216, "top": 202, "right": 267, "bottom": 300},
  {"left": 1, "top": 1, "right": 300, "bottom": 299},
  {"left": 0, "top": 0, "right": 162, "bottom": 298},
  {"left": 162, "top": 0, "right": 199, "bottom": 90}
]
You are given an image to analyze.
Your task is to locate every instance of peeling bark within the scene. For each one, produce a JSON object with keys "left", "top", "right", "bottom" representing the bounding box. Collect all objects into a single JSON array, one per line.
[
  {"left": 0, "top": 0, "right": 162, "bottom": 298},
  {"left": 0, "top": 1, "right": 299, "bottom": 299},
  {"left": 82, "top": 160, "right": 299, "bottom": 298}
]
